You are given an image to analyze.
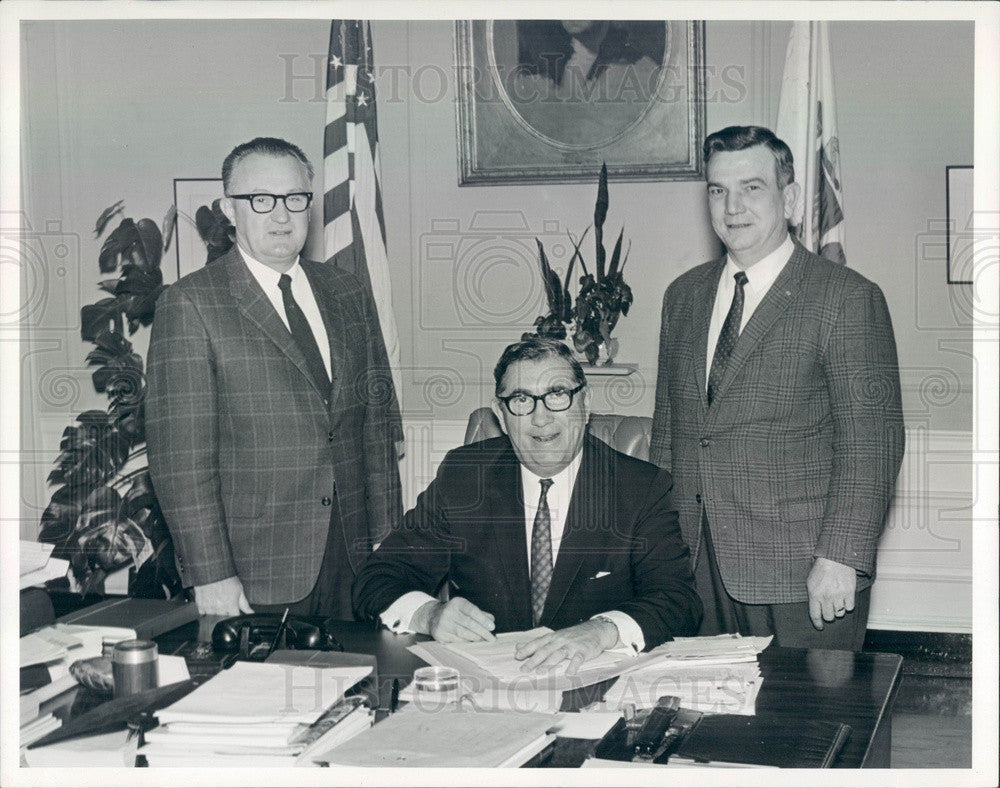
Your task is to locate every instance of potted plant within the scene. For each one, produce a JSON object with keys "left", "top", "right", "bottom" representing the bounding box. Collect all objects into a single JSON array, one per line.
[
  {"left": 37, "top": 201, "right": 235, "bottom": 598},
  {"left": 525, "top": 164, "right": 633, "bottom": 364}
]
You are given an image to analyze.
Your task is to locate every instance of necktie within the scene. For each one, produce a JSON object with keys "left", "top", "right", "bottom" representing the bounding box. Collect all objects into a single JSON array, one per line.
[
  {"left": 530, "top": 478, "right": 555, "bottom": 627},
  {"left": 707, "top": 270, "right": 749, "bottom": 406},
  {"left": 278, "top": 273, "right": 330, "bottom": 395}
]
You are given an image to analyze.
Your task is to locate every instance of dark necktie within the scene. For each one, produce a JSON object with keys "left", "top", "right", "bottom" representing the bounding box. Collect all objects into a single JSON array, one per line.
[
  {"left": 278, "top": 273, "right": 330, "bottom": 395},
  {"left": 707, "top": 270, "right": 749, "bottom": 406},
  {"left": 530, "top": 478, "right": 555, "bottom": 627}
]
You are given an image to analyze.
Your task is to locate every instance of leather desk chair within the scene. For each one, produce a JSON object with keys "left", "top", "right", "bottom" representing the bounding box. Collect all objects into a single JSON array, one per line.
[{"left": 463, "top": 407, "right": 653, "bottom": 462}]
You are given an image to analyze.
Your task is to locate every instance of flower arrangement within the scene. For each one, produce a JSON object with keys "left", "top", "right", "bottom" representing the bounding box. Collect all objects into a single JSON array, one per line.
[{"left": 524, "top": 164, "right": 633, "bottom": 364}]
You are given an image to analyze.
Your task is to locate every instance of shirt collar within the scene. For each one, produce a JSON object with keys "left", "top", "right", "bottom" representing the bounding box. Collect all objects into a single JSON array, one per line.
[
  {"left": 238, "top": 244, "right": 301, "bottom": 287},
  {"left": 725, "top": 234, "right": 794, "bottom": 294},
  {"left": 519, "top": 443, "right": 584, "bottom": 491}
]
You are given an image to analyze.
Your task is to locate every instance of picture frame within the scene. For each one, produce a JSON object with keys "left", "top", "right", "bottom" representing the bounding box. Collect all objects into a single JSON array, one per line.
[
  {"left": 455, "top": 20, "right": 706, "bottom": 185},
  {"left": 170, "top": 178, "right": 224, "bottom": 284},
  {"left": 945, "top": 165, "right": 973, "bottom": 285}
]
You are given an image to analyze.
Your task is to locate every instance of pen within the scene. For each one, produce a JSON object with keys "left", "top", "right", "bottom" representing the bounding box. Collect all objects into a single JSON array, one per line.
[
  {"left": 267, "top": 607, "right": 290, "bottom": 658},
  {"left": 389, "top": 678, "right": 400, "bottom": 714}
]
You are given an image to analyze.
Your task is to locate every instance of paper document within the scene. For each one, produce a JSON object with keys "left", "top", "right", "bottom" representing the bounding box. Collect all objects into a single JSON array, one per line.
[
  {"left": 550, "top": 711, "right": 622, "bottom": 740},
  {"left": 601, "top": 661, "right": 763, "bottom": 715},
  {"left": 447, "top": 628, "right": 633, "bottom": 681},
  {"left": 398, "top": 679, "right": 564, "bottom": 713},
  {"left": 23, "top": 729, "right": 139, "bottom": 767},
  {"left": 156, "top": 662, "right": 371, "bottom": 725},
  {"left": 409, "top": 627, "right": 638, "bottom": 691},
  {"left": 20, "top": 541, "right": 69, "bottom": 589},
  {"left": 621, "top": 634, "right": 773, "bottom": 671},
  {"left": 319, "top": 705, "right": 557, "bottom": 767},
  {"left": 20, "top": 629, "right": 81, "bottom": 668}
]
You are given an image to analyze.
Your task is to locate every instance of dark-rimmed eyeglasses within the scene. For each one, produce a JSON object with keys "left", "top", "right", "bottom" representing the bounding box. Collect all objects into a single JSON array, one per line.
[
  {"left": 497, "top": 383, "right": 586, "bottom": 416},
  {"left": 226, "top": 192, "right": 313, "bottom": 214}
]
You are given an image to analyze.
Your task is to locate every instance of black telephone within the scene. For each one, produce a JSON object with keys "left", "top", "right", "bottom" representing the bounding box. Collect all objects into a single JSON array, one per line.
[{"left": 211, "top": 614, "right": 343, "bottom": 660}]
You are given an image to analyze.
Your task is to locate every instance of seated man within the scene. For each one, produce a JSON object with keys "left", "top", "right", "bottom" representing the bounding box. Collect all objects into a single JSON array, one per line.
[{"left": 353, "top": 338, "right": 701, "bottom": 673}]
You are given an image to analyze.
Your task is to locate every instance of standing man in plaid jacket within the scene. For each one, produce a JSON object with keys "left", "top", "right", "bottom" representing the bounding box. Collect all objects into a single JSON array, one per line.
[
  {"left": 650, "top": 126, "right": 904, "bottom": 649},
  {"left": 147, "top": 137, "right": 401, "bottom": 618}
]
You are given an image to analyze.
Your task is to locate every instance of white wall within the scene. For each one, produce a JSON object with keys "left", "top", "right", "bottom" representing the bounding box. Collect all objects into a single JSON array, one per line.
[{"left": 19, "top": 19, "right": 975, "bottom": 631}]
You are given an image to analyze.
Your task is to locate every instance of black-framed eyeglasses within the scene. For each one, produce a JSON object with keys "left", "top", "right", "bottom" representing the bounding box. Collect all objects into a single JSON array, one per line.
[
  {"left": 497, "top": 383, "right": 586, "bottom": 416},
  {"left": 226, "top": 192, "right": 313, "bottom": 214}
]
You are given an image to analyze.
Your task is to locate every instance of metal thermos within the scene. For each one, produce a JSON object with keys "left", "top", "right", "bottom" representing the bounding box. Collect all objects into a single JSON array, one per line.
[{"left": 112, "top": 639, "right": 158, "bottom": 698}]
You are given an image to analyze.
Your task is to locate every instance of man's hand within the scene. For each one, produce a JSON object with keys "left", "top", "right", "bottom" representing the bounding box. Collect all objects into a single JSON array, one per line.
[
  {"left": 806, "top": 557, "right": 857, "bottom": 630},
  {"left": 515, "top": 619, "right": 619, "bottom": 675},
  {"left": 413, "top": 598, "right": 496, "bottom": 643},
  {"left": 193, "top": 576, "right": 254, "bottom": 617}
]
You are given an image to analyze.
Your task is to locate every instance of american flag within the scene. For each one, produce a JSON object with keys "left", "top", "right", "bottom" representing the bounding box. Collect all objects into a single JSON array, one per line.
[
  {"left": 325, "top": 20, "right": 404, "bottom": 445},
  {"left": 776, "top": 21, "right": 847, "bottom": 265}
]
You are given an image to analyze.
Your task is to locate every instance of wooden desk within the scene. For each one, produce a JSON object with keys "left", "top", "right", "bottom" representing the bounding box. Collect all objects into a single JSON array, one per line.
[{"left": 153, "top": 619, "right": 901, "bottom": 769}]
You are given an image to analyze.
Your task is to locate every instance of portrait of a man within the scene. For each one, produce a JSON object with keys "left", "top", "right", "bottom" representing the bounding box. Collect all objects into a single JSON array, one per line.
[
  {"left": 457, "top": 19, "right": 704, "bottom": 183},
  {"left": 500, "top": 20, "right": 668, "bottom": 148}
]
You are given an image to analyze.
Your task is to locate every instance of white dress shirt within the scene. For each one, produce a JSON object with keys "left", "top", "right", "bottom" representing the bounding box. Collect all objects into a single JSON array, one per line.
[
  {"left": 240, "top": 246, "right": 332, "bottom": 379},
  {"left": 705, "top": 234, "right": 794, "bottom": 389},
  {"left": 380, "top": 451, "right": 646, "bottom": 653}
]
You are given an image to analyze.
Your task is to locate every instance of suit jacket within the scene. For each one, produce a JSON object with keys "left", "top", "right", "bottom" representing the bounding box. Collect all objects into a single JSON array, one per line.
[
  {"left": 650, "top": 241, "right": 905, "bottom": 604},
  {"left": 146, "top": 247, "right": 402, "bottom": 608},
  {"left": 353, "top": 434, "right": 702, "bottom": 649}
]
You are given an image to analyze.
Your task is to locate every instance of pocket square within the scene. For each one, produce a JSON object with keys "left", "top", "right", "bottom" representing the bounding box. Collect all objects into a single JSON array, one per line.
[{"left": 591, "top": 570, "right": 611, "bottom": 580}]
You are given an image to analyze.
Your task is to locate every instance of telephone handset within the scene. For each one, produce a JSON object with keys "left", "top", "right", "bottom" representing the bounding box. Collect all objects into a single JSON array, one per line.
[{"left": 211, "top": 613, "right": 343, "bottom": 660}]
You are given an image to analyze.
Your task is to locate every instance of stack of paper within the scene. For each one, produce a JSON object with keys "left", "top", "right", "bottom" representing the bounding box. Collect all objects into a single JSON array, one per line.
[
  {"left": 20, "top": 622, "right": 140, "bottom": 750},
  {"left": 20, "top": 541, "right": 69, "bottom": 589},
  {"left": 19, "top": 714, "right": 62, "bottom": 748},
  {"left": 597, "top": 634, "right": 772, "bottom": 715},
  {"left": 317, "top": 705, "right": 557, "bottom": 768},
  {"left": 21, "top": 623, "right": 138, "bottom": 706},
  {"left": 23, "top": 730, "right": 140, "bottom": 767},
  {"left": 139, "top": 662, "right": 373, "bottom": 767}
]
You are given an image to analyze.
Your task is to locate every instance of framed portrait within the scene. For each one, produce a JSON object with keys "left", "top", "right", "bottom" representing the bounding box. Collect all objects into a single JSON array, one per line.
[
  {"left": 456, "top": 20, "right": 706, "bottom": 185},
  {"left": 170, "top": 178, "right": 224, "bottom": 284}
]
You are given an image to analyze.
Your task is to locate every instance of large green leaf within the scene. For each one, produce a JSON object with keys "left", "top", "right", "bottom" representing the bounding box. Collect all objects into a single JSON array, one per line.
[
  {"left": 94, "top": 201, "right": 125, "bottom": 238},
  {"left": 48, "top": 416, "right": 129, "bottom": 489},
  {"left": 116, "top": 263, "right": 165, "bottom": 332},
  {"left": 162, "top": 205, "right": 177, "bottom": 253},
  {"left": 607, "top": 226, "right": 625, "bottom": 278},
  {"left": 594, "top": 163, "right": 608, "bottom": 281},
  {"left": 98, "top": 218, "right": 134, "bottom": 272},
  {"left": 133, "top": 218, "right": 163, "bottom": 269},
  {"left": 88, "top": 336, "right": 142, "bottom": 398},
  {"left": 39, "top": 485, "right": 87, "bottom": 549},
  {"left": 197, "top": 200, "right": 236, "bottom": 264},
  {"left": 80, "top": 298, "right": 123, "bottom": 342},
  {"left": 99, "top": 217, "right": 164, "bottom": 273}
]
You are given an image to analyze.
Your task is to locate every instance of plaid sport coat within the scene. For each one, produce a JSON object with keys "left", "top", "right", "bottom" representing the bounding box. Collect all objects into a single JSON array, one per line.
[
  {"left": 650, "top": 241, "right": 904, "bottom": 604},
  {"left": 146, "top": 247, "right": 402, "bottom": 608}
]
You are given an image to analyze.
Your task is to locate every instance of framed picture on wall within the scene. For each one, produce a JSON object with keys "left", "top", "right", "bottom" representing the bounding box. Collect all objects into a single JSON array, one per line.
[
  {"left": 455, "top": 20, "right": 706, "bottom": 185},
  {"left": 170, "top": 178, "right": 225, "bottom": 284}
]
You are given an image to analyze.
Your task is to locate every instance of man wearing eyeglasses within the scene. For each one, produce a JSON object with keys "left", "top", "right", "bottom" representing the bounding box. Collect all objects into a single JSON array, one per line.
[
  {"left": 353, "top": 338, "right": 700, "bottom": 672},
  {"left": 147, "top": 137, "right": 401, "bottom": 619}
]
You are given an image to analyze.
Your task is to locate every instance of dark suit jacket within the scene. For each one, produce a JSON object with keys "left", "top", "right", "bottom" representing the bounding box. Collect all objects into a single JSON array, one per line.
[
  {"left": 146, "top": 247, "right": 402, "bottom": 609},
  {"left": 353, "top": 434, "right": 702, "bottom": 649},
  {"left": 650, "top": 241, "right": 905, "bottom": 604}
]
